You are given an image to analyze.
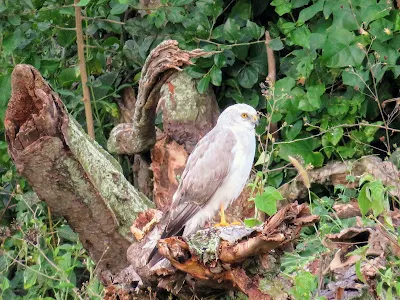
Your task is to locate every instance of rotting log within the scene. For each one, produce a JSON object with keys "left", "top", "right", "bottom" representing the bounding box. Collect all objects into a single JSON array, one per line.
[
  {"left": 4, "top": 64, "right": 153, "bottom": 277},
  {"left": 107, "top": 40, "right": 213, "bottom": 155},
  {"left": 128, "top": 202, "right": 319, "bottom": 299},
  {"left": 279, "top": 156, "right": 400, "bottom": 202}
]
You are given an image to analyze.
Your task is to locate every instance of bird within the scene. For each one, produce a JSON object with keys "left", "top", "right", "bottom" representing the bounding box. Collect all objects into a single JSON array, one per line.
[{"left": 148, "top": 103, "right": 258, "bottom": 265}]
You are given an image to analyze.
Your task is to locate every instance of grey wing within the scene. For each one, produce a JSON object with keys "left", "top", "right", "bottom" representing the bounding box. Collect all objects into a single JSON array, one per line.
[{"left": 163, "top": 126, "right": 237, "bottom": 237}]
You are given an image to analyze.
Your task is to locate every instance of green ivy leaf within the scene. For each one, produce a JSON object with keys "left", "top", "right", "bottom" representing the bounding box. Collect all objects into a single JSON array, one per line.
[
  {"left": 269, "top": 38, "right": 284, "bottom": 51},
  {"left": 185, "top": 65, "right": 206, "bottom": 78},
  {"left": 297, "top": 0, "right": 324, "bottom": 25},
  {"left": 254, "top": 187, "right": 284, "bottom": 215},
  {"left": 289, "top": 26, "right": 311, "bottom": 49},
  {"left": 210, "top": 67, "right": 222, "bottom": 86},
  {"left": 197, "top": 75, "right": 210, "bottom": 94},
  {"left": 342, "top": 67, "right": 369, "bottom": 91},
  {"left": 223, "top": 18, "right": 241, "bottom": 42},
  {"left": 322, "top": 29, "right": 364, "bottom": 68},
  {"left": 298, "top": 84, "right": 325, "bottom": 111}
]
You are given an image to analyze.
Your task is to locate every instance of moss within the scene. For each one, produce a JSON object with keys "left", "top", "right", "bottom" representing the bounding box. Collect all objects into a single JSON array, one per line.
[
  {"left": 162, "top": 72, "right": 211, "bottom": 122},
  {"left": 186, "top": 227, "right": 221, "bottom": 264},
  {"left": 65, "top": 116, "right": 154, "bottom": 241}
]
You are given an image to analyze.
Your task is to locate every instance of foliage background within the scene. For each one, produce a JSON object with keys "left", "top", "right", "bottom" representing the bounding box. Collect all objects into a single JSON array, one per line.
[{"left": 0, "top": 0, "right": 399, "bottom": 299}]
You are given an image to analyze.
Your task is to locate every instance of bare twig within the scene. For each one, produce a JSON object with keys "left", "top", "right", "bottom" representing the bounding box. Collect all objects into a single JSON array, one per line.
[
  {"left": 82, "top": 16, "right": 125, "bottom": 25},
  {"left": 265, "top": 31, "right": 276, "bottom": 85},
  {"left": 74, "top": 0, "right": 95, "bottom": 139}
]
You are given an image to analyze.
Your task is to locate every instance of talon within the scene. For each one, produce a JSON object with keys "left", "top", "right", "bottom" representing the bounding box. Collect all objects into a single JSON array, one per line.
[{"left": 214, "top": 204, "right": 231, "bottom": 227}]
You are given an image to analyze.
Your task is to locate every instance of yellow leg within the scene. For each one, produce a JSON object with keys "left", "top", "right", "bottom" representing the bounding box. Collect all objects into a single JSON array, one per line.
[
  {"left": 215, "top": 204, "right": 229, "bottom": 227},
  {"left": 214, "top": 204, "right": 242, "bottom": 226}
]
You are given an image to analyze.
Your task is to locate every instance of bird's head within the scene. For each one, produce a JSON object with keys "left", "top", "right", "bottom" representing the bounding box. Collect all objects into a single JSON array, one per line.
[{"left": 217, "top": 104, "right": 259, "bottom": 130}]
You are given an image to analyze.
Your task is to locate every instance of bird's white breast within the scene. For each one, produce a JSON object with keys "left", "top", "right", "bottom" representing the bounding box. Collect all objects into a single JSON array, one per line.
[{"left": 183, "top": 126, "right": 256, "bottom": 236}]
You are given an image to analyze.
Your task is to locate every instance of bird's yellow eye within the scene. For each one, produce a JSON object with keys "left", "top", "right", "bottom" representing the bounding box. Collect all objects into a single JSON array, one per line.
[{"left": 241, "top": 113, "right": 248, "bottom": 118}]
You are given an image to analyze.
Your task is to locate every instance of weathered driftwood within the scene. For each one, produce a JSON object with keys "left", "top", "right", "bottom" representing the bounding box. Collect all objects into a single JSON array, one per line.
[
  {"left": 279, "top": 156, "right": 400, "bottom": 201},
  {"left": 107, "top": 40, "right": 213, "bottom": 155},
  {"left": 4, "top": 64, "right": 153, "bottom": 276},
  {"left": 128, "top": 203, "right": 319, "bottom": 299}
]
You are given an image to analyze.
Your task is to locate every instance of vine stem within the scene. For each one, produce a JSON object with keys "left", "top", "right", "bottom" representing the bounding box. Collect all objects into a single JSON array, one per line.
[{"left": 74, "top": 1, "right": 95, "bottom": 139}]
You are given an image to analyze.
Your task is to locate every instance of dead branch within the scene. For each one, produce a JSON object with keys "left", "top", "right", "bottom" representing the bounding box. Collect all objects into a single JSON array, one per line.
[
  {"left": 279, "top": 156, "right": 400, "bottom": 201},
  {"left": 4, "top": 64, "right": 153, "bottom": 276},
  {"left": 74, "top": 0, "right": 95, "bottom": 138},
  {"left": 127, "top": 203, "right": 318, "bottom": 298},
  {"left": 107, "top": 40, "right": 212, "bottom": 155}
]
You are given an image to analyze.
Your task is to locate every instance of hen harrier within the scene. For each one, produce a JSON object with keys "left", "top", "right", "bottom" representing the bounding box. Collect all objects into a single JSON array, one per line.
[{"left": 149, "top": 103, "right": 258, "bottom": 265}]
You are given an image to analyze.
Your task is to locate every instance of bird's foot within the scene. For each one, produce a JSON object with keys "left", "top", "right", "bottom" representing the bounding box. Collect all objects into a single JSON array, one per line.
[{"left": 214, "top": 204, "right": 241, "bottom": 227}]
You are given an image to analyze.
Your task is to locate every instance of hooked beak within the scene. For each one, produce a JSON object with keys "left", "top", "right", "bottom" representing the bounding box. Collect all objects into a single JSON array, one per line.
[{"left": 252, "top": 115, "right": 259, "bottom": 126}]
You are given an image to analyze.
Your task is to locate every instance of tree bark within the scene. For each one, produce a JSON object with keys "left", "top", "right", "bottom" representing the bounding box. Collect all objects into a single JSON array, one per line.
[{"left": 4, "top": 64, "right": 153, "bottom": 276}]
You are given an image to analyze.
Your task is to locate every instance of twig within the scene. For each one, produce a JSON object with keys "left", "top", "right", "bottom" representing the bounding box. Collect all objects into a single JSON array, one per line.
[
  {"left": 265, "top": 31, "right": 276, "bottom": 85},
  {"left": 82, "top": 16, "right": 125, "bottom": 25},
  {"left": 47, "top": 206, "right": 56, "bottom": 248},
  {"left": 74, "top": 0, "right": 95, "bottom": 139},
  {"left": 0, "top": 193, "right": 13, "bottom": 222}
]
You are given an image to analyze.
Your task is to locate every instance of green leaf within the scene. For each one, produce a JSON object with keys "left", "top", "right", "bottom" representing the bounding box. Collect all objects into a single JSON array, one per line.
[
  {"left": 214, "top": 53, "right": 226, "bottom": 68},
  {"left": 245, "top": 20, "right": 265, "bottom": 40},
  {"left": 170, "top": 0, "right": 193, "bottom": 4},
  {"left": 271, "top": 0, "right": 292, "bottom": 16},
  {"left": 355, "top": 260, "right": 366, "bottom": 283},
  {"left": 269, "top": 38, "right": 284, "bottom": 51},
  {"left": 2, "top": 30, "right": 23, "bottom": 55},
  {"left": 8, "top": 15, "right": 21, "bottom": 26},
  {"left": 284, "top": 120, "right": 303, "bottom": 140},
  {"left": 289, "top": 26, "right": 311, "bottom": 49},
  {"left": 322, "top": 29, "right": 364, "bottom": 68},
  {"left": 185, "top": 65, "right": 206, "bottom": 79},
  {"left": 342, "top": 67, "right": 369, "bottom": 91},
  {"left": 255, "top": 151, "right": 270, "bottom": 166},
  {"left": 298, "top": 84, "right": 325, "bottom": 111},
  {"left": 358, "top": 184, "right": 371, "bottom": 216},
  {"left": 254, "top": 187, "right": 284, "bottom": 215},
  {"left": 279, "top": 139, "right": 324, "bottom": 167},
  {"left": 76, "top": 0, "right": 89, "bottom": 6},
  {"left": 24, "top": 265, "right": 39, "bottom": 289},
  {"left": 368, "top": 181, "right": 385, "bottom": 217},
  {"left": 297, "top": 0, "right": 324, "bottom": 25},
  {"left": 238, "top": 65, "right": 258, "bottom": 88},
  {"left": 223, "top": 18, "right": 241, "bottom": 42},
  {"left": 58, "top": 67, "right": 80, "bottom": 87},
  {"left": 166, "top": 7, "right": 185, "bottom": 23},
  {"left": 230, "top": 0, "right": 251, "bottom": 20},
  {"left": 322, "top": 127, "right": 343, "bottom": 146},
  {"left": 210, "top": 67, "right": 222, "bottom": 86},
  {"left": 244, "top": 218, "right": 263, "bottom": 227},
  {"left": 0, "top": 276, "right": 10, "bottom": 291},
  {"left": 110, "top": 3, "right": 128, "bottom": 15},
  {"left": 197, "top": 75, "right": 210, "bottom": 94}
]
